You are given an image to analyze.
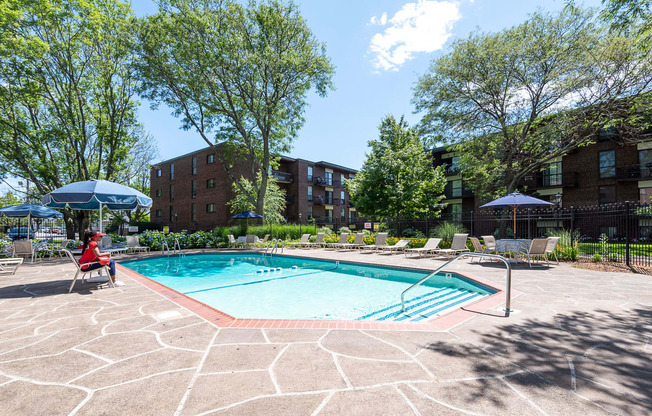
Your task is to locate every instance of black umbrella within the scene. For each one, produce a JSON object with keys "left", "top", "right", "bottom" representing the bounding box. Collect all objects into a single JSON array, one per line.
[{"left": 231, "top": 210, "right": 263, "bottom": 233}]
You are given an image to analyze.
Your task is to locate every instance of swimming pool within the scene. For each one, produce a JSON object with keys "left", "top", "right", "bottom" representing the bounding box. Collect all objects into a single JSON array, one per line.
[{"left": 122, "top": 253, "right": 496, "bottom": 322}]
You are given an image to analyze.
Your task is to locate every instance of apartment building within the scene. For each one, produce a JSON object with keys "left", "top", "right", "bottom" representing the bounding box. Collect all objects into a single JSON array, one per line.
[
  {"left": 432, "top": 132, "right": 652, "bottom": 214},
  {"left": 149, "top": 145, "right": 358, "bottom": 232}
]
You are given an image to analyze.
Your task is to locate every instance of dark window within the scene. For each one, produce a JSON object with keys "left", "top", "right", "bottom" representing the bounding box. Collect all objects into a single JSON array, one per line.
[
  {"left": 599, "top": 185, "right": 616, "bottom": 204},
  {"left": 324, "top": 172, "right": 333, "bottom": 186},
  {"left": 542, "top": 161, "right": 562, "bottom": 186},
  {"left": 308, "top": 186, "right": 312, "bottom": 201},
  {"left": 207, "top": 178, "right": 216, "bottom": 188},
  {"left": 206, "top": 154, "right": 215, "bottom": 164},
  {"left": 340, "top": 208, "right": 345, "bottom": 221},
  {"left": 599, "top": 150, "right": 616, "bottom": 178},
  {"left": 307, "top": 206, "right": 312, "bottom": 219},
  {"left": 639, "top": 150, "right": 652, "bottom": 179},
  {"left": 169, "top": 206, "right": 174, "bottom": 222},
  {"left": 326, "top": 209, "right": 333, "bottom": 222},
  {"left": 155, "top": 189, "right": 162, "bottom": 197},
  {"left": 206, "top": 203, "right": 216, "bottom": 213},
  {"left": 325, "top": 190, "right": 333, "bottom": 204},
  {"left": 191, "top": 180, "right": 197, "bottom": 198},
  {"left": 170, "top": 163, "right": 174, "bottom": 180},
  {"left": 156, "top": 169, "right": 162, "bottom": 177},
  {"left": 192, "top": 157, "right": 197, "bottom": 175},
  {"left": 599, "top": 127, "right": 618, "bottom": 141},
  {"left": 451, "top": 179, "right": 462, "bottom": 197},
  {"left": 155, "top": 209, "right": 162, "bottom": 217},
  {"left": 191, "top": 203, "right": 196, "bottom": 222},
  {"left": 169, "top": 185, "right": 174, "bottom": 202},
  {"left": 341, "top": 190, "right": 345, "bottom": 203}
]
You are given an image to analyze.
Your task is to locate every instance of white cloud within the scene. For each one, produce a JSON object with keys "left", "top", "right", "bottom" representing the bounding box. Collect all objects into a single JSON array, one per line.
[{"left": 368, "top": 0, "right": 461, "bottom": 72}]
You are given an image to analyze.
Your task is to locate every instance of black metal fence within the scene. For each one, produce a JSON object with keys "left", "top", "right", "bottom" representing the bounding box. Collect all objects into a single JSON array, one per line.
[{"left": 0, "top": 217, "right": 68, "bottom": 242}]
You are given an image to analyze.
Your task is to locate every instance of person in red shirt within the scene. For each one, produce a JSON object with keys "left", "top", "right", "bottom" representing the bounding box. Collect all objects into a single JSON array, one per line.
[{"left": 79, "top": 230, "right": 124, "bottom": 287}]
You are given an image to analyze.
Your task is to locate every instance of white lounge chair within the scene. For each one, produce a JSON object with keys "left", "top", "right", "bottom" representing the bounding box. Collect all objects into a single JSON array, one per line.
[
  {"left": 325, "top": 233, "right": 348, "bottom": 249},
  {"left": 481, "top": 235, "right": 497, "bottom": 254},
  {"left": 100, "top": 236, "right": 128, "bottom": 256},
  {"left": 13, "top": 240, "right": 34, "bottom": 263},
  {"left": 64, "top": 249, "right": 115, "bottom": 292},
  {"left": 405, "top": 238, "right": 442, "bottom": 258},
  {"left": 434, "top": 233, "right": 470, "bottom": 257},
  {"left": 361, "top": 232, "right": 389, "bottom": 252},
  {"left": 288, "top": 234, "right": 311, "bottom": 248},
  {"left": 244, "top": 234, "right": 257, "bottom": 249},
  {"left": 545, "top": 236, "right": 560, "bottom": 264},
  {"left": 303, "top": 233, "right": 325, "bottom": 248},
  {"left": 519, "top": 238, "right": 550, "bottom": 267},
  {"left": 378, "top": 239, "right": 410, "bottom": 254},
  {"left": 0, "top": 258, "right": 23, "bottom": 275},
  {"left": 53, "top": 239, "right": 70, "bottom": 257},
  {"left": 126, "top": 236, "right": 150, "bottom": 253},
  {"left": 337, "top": 233, "right": 365, "bottom": 250}
]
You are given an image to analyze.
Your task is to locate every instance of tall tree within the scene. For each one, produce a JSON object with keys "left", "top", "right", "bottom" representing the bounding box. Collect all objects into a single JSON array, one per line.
[
  {"left": 0, "top": 191, "right": 21, "bottom": 208},
  {"left": 346, "top": 116, "right": 446, "bottom": 229},
  {"left": 0, "top": 0, "right": 155, "bottom": 237},
  {"left": 228, "top": 172, "right": 287, "bottom": 225},
  {"left": 600, "top": 0, "right": 652, "bottom": 50},
  {"left": 135, "top": 0, "right": 334, "bottom": 215},
  {"left": 413, "top": 6, "right": 652, "bottom": 199}
]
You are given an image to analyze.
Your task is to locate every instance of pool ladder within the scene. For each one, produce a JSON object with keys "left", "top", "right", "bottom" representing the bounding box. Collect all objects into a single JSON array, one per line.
[
  {"left": 400, "top": 252, "right": 513, "bottom": 316},
  {"left": 162, "top": 238, "right": 182, "bottom": 257},
  {"left": 264, "top": 239, "right": 283, "bottom": 256}
]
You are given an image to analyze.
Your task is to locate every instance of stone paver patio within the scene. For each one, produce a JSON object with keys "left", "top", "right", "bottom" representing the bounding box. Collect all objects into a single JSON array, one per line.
[{"left": 0, "top": 249, "right": 650, "bottom": 415}]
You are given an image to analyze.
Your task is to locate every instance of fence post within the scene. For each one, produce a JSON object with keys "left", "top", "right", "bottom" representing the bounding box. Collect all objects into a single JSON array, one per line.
[
  {"left": 470, "top": 211, "right": 474, "bottom": 236},
  {"left": 570, "top": 206, "right": 574, "bottom": 246},
  {"left": 625, "top": 201, "right": 631, "bottom": 267}
]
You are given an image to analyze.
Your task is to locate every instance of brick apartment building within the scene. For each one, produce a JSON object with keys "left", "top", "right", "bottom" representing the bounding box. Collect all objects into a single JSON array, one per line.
[
  {"left": 433, "top": 132, "right": 652, "bottom": 217},
  {"left": 149, "top": 145, "right": 358, "bottom": 232}
]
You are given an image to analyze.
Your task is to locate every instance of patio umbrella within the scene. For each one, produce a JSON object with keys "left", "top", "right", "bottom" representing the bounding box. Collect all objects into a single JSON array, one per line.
[
  {"left": 0, "top": 204, "right": 63, "bottom": 237},
  {"left": 480, "top": 192, "right": 554, "bottom": 237},
  {"left": 231, "top": 210, "right": 263, "bottom": 233},
  {"left": 41, "top": 179, "right": 152, "bottom": 233}
]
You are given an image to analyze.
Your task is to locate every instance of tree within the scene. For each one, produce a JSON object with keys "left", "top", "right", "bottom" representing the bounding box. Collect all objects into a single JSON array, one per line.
[
  {"left": 135, "top": 0, "right": 334, "bottom": 215},
  {"left": 0, "top": 191, "right": 21, "bottom": 208},
  {"left": 346, "top": 116, "right": 446, "bottom": 230},
  {"left": 228, "top": 172, "right": 287, "bottom": 225},
  {"left": 413, "top": 7, "right": 652, "bottom": 199},
  {"left": 0, "top": 0, "right": 155, "bottom": 237},
  {"left": 600, "top": 0, "right": 652, "bottom": 50}
]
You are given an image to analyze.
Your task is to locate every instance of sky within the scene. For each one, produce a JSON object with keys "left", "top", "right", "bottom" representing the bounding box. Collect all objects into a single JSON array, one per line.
[{"left": 1, "top": 0, "right": 604, "bottom": 195}]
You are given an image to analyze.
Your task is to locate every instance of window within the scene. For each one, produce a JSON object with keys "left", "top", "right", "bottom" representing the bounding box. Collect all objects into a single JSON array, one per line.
[
  {"left": 325, "top": 190, "right": 333, "bottom": 204},
  {"left": 349, "top": 210, "right": 355, "bottom": 221},
  {"left": 341, "top": 208, "right": 345, "bottom": 221},
  {"left": 206, "top": 203, "right": 216, "bottom": 213},
  {"left": 599, "top": 185, "right": 616, "bottom": 204},
  {"left": 169, "top": 185, "right": 174, "bottom": 202},
  {"left": 449, "top": 203, "right": 462, "bottom": 222},
  {"left": 206, "top": 178, "right": 216, "bottom": 188},
  {"left": 155, "top": 189, "right": 162, "bottom": 197},
  {"left": 542, "top": 161, "right": 562, "bottom": 186},
  {"left": 155, "top": 169, "right": 162, "bottom": 177},
  {"left": 307, "top": 166, "right": 313, "bottom": 181},
  {"left": 599, "top": 127, "right": 618, "bottom": 141},
  {"left": 191, "top": 203, "right": 196, "bottom": 222},
  {"left": 155, "top": 209, "right": 162, "bottom": 218},
  {"left": 326, "top": 209, "right": 333, "bottom": 222},
  {"left": 451, "top": 180, "right": 462, "bottom": 198},
  {"left": 308, "top": 186, "right": 313, "bottom": 201},
  {"left": 639, "top": 150, "right": 652, "bottom": 179},
  {"left": 191, "top": 180, "right": 197, "bottom": 198},
  {"left": 170, "top": 163, "right": 174, "bottom": 180},
  {"left": 325, "top": 171, "right": 333, "bottom": 186},
  {"left": 340, "top": 190, "right": 345, "bottom": 204},
  {"left": 206, "top": 154, "right": 215, "bottom": 164},
  {"left": 341, "top": 174, "right": 345, "bottom": 185},
  {"left": 307, "top": 206, "right": 312, "bottom": 219},
  {"left": 599, "top": 150, "right": 616, "bottom": 178},
  {"left": 169, "top": 206, "right": 174, "bottom": 222},
  {"left": 192, "top": 157, "right": 197, "bottom": 175}
]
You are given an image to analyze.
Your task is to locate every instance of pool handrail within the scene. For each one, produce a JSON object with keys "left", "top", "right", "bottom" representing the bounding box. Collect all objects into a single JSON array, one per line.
[{"left": 400, "top": 252, "right": 512, "bottom": 316}]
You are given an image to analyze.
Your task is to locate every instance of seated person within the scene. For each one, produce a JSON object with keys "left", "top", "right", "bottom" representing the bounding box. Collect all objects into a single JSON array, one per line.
[{"left": 79, "top": 230, "right": 124, "bottom": 287}]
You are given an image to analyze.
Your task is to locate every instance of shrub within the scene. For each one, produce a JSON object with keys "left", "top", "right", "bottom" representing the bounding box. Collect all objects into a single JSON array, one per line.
[
  {"left": 592, "top": 253, "right": 602, "bottom": 262},
  {"left": 402, "top": 228, "right": 425, "bottom": 238},
  {"left": 139, "top": 230, "right": 222, "bottom": 250},
  {"left": 408, "top": 238, "right": 427, "bottom": 248},
  {"left": 548, "top": 229, "right": 580, "bottom": 261},
  {"left": 431, "top": 222, "right": 466, "bottom": 241},
  {"left": 337, "top": 226, "right": 352, "bottom": 234}
]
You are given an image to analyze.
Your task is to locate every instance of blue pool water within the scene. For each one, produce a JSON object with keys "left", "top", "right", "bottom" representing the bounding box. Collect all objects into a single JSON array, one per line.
[{"left": 122, "top": 254, "right": 496, "bottom": 321}]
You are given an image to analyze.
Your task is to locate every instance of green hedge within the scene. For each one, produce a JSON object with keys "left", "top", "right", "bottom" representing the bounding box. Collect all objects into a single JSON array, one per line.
[{"left": 138, "top": 230, "right": 225, "bottom": 250}]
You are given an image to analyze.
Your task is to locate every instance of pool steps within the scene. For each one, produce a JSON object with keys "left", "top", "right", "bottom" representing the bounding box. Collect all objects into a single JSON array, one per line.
[{"left": 357, "top": 288, "right": 485, "bottom": 322}]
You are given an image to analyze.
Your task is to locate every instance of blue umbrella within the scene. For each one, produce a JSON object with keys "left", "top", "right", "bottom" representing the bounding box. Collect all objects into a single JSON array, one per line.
[
  {"left": 480, "top": 192, "right": 554, "bottom": 236},
  {"left": 231, "top": 210, "right": 263, "bottom": 233},
  {"left": 0, "top": 204, "right": 64, "bottom": 238},
  {"left": 42, "top": 180, "right": 152, "bottom": 233}
]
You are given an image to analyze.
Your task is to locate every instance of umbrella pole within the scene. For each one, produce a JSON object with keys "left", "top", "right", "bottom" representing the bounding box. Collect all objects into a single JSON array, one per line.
[
  {"left": 99, "top": 203, "right": 103, "bottom": 233},
  {"left": 28, "top": 213, "right": 31, "bottom": 240},
  {"left": 513, "top": 206, "right": 516, "bottom": 238}
]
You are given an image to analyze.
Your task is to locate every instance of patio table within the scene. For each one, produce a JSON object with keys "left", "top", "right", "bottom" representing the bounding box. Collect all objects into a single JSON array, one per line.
[{"left": 496, "top": 239, "right": 532, "bottom": 261}]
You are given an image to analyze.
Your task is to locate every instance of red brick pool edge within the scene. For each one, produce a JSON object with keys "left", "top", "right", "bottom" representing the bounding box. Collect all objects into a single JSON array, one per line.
[{"left": 117, "top": 263, "right": 518, "bottom": 331}]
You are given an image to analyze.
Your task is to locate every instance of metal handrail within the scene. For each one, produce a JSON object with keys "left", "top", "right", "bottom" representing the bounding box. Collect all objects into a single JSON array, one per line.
[
  {"left": 173, "top": 238, "right": 181, "bottom": 255},
  {"left": 162, "top": 240, "right": 170, "bottom": 256},
  {"left": 270, "top": 239, "right": 283, "bottom": 255},
  {"left": 400, "top": 252, "right": 512, "bottom": 316}
]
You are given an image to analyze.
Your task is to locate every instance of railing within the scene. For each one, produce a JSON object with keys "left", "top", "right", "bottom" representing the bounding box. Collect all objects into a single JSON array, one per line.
[
  {"left": 534, "top": 171, "right": 579, "bottom": 188},
  {"left": 444, "top": 165, "right": 460, "bottom": 175},
  {"left": 271, "top": 170, "right": 294, "bottom": 183},
  {"left": 400, "top": 253, "right": 512, "bottom": 316},
  {"left": 615, "top": 164, "right": 652, "bottom": 181},
  {"left": 444, "top": 187, "right": 473, "bottom": 199},
  {"left": 313, "top": 196, "right": 336, "bottom": 205},
  {"left": 313, "top": 177, "right": 341, "bottom": 187},
  {"left": 264, "top": 239, "right": 283, "bottom": 255}
]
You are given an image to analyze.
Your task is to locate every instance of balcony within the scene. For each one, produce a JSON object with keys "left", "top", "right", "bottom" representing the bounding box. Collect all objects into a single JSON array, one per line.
[
  {"left": 313, "top": 176, "right": 340, "bottom": 187},
  {"left": 443, "top": 184, "right": 474, "bottom": 199},
  {"left": 533, "top": 172, "right": 579, "bottom": 188},
  {"left": 443, "top": 165, "right": 461, "bottom": 176},
  {"left": 615, "top": 164, "right": 652, "bottom": 181},
  {"left": 314, "top": 216, "right": 333, "bottom": 225},
  {"left": 271, "top": 170, "right": 293, "bottom": 183},
  {"left": 312, "top": 196, "right": 338, "bottom": 205}
]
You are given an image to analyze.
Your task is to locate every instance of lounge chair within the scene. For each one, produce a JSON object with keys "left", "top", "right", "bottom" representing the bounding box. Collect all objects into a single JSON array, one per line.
[
  {"left": 227, "top": 234, "right": 242, "bottom": 248},
  {"left": 13, "top": 240, "right": 34, "bottom": 263},
  {"left": 288, "top": 234, "right": 311, "bottom": 248},
  {"left": 469, "top": 237, "right": 495, "bottom": 262},
  {"left": 64, "top": 249, "right": 115, "bottom": 292},
  {"left": 434, "top": 233, "right": 469, "bottom": 257},
  {"left": 126, "top": 236, "right": 150, "bottom": 253},
  {"left": 481, "top": 235, "right": 497, "bottom": 254},
  {"left": 100, "top": 236, "right": 128, "bottom": 256},
  {"left": 260, "top": 234, "right": 270, "bottom": 244},
  {"left": 303, "top": 233, "right": 325, "bottom": 248},
  {"left": 337, "top": 233, "right": 365, "bottom": 250},
  {"left": 361, "top": 232, "right": 389, "bottom": 252},
  {"left": 405, "top": 238, "right": 442, "bottom": 258},
  {"left": 545, "top": 236, "right": 560, "bottom": 264},
  {"left": 244, "top": 234, "right": 257, "bottom": 249},
  {"left": 325, "top": 233, "right": 348, "bottom": 249},
  {"left": 0, "top": 258, "right": 23, "bottom": 275},
  {"left": 518, "top": 238, "right": 550, "bottom": 267},
  {"left": 378, "top": 239, "right": 410, "bottom": 254},
  {"left": 53, "top": 239, "right": 70, "bottom": 257}
]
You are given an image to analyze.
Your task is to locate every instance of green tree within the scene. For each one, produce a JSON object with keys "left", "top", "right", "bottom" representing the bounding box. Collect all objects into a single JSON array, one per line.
[
  {"left": 228, "top": 173, "right": 287, "bottom": 225},
  {"left": 135, "top": 0, "right": 334, "bottom": 215},
  {"left": 346, "top": 116, "right": 446, "bottom": 230},
  {"left": 413, "top": 7, "right": 652, "bottom": 199},
  {"left": 0, "top": 191, "right": 21, "bottom": 208},
  {"left": 600, "top": 0, "right": 652, "bottom": 50},
  {"left": 0, "top": 0, "right": 155, "bottom": 237}
]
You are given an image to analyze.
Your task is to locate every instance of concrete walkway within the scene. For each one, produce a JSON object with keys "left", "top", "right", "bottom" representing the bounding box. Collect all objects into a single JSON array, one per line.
[{"left": 0, "top": 249, "right": 650, "bottom": 415}]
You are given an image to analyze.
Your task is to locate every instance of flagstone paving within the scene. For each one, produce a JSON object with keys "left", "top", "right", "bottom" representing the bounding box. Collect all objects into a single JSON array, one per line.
[{"left": 0, "top": 249, "right": 650, "bottom": 415}]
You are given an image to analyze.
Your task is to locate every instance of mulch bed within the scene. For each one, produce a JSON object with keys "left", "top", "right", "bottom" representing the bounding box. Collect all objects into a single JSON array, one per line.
[{"left": 572, "top": 261, "right": 652, "bottom": 275}]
